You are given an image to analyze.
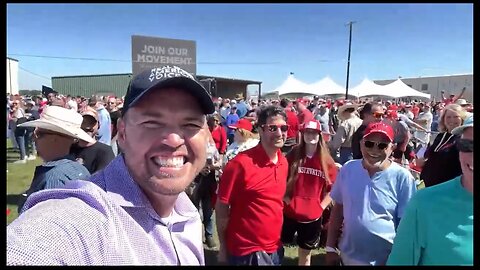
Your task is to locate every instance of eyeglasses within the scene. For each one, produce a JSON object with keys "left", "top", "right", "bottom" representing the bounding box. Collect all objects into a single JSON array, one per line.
[
  {"left": 108, "top": 102, "right": 116, "bottom": 104},
  {"left": 372, "top": 112, "right": 384, "bottom": 119},
  {"left": 456, "top": 138, "right": 473, "bottom": 153},
  {"left": 262, "top": 124, "right": 289, "bottom": 132},
  {"left": 364, "top": 140, "right": 390, "bottom": 150}
]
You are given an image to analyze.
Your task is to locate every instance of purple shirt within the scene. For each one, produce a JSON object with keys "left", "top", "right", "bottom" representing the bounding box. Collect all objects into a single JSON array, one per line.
[{"left": 7, "top": 155, "right": 205, "bottom": 265}]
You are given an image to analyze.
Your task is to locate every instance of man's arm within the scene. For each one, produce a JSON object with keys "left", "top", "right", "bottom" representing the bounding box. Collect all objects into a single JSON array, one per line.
[
  {"left": 325, "top": 202, "right": 344, "bottom": 265},
  {"left": 329, "top": 125, "right": 346, "bottom": 152},
  {"left": 453, "top": 87, "right": 467, "bottom": 102},
  {"left": 215, "top": 201, "right": 230, "bottom": 263}
]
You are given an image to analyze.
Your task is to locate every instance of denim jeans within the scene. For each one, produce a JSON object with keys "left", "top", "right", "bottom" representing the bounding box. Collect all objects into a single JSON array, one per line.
[
  {"left": 25, "top": 129, "right": 36, "bottom": 154},
  {"left": 15, "top": 135, "right": 28, "bottom": 160},
  {"left": 228, "top": 246, "right": 284, "bottom": 266},
  {"left": 191, "top": 172, "right": 216, "bottom": 239}
]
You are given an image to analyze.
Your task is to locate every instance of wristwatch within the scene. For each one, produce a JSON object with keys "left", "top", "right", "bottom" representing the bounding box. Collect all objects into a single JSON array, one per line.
[{"left": 325, "top": 246, "right": 339, "bottom": 254}]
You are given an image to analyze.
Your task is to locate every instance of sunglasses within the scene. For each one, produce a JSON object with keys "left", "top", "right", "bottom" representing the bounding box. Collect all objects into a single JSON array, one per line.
[
  {"left": 262, "top": 124, "right": 289, "bottom": 132},
  {"left": 456, "top": 138, "right": 473, "bottom": 153},
  {"left": 364, "top": 140, "right": 390, "bottom": 150},
  {"left": 372, "top": 112, "right": 384, "bottom": 119}
]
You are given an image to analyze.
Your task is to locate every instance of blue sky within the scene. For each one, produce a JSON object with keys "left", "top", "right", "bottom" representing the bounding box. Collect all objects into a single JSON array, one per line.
[{"left": 7, "top": 3, "right": 473, "bottom": 95}]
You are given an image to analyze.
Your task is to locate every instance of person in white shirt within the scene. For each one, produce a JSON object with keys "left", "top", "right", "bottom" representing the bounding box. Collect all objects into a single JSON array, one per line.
[
  {"left": 413, "top": 103, "right": 433, "bottom": 147},
  {"left": 65, "top": 95, "right": 78, "bottom": 112}
]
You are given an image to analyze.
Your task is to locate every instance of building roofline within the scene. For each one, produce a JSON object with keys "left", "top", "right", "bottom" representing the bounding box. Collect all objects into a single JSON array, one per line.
[
  {"left": 52, "top": 73, "right": 133, "bottom": 79},
  {"left": 197, "top": 75, "right": 262, "bottom": 84},
  {"left": 51, "top": 73, "right": 262, "bottom": 84},
  {"left": 374, "top": 73, "right": 473, "bottom": 81}
]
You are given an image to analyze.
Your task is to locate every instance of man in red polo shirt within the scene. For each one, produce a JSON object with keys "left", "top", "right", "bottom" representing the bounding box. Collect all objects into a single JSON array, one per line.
[
  {"left": 216, "top": 105, "right": 289, "bottom": 265},
  {"left": 280, "top": 98, "right": 299, "bottom": 155}
]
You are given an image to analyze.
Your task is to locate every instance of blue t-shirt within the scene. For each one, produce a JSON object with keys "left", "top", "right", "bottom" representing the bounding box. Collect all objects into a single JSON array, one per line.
[
  {"left": 225, "top": 113, "right": 240, "bottom": 136},
  {"left": 330, "top": 159, "right": 417, "bottom": 265},
  {"left": 387, "top": 176, "right": 473, "bottom": 265},
  {"left": 235, "top": 101, "right": 248, "bottom": 119}
]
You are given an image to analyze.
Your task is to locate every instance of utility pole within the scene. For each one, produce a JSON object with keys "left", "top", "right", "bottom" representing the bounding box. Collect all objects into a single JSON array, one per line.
[{"left": 345, "top": 21, "right": 356, "bottom": 100}]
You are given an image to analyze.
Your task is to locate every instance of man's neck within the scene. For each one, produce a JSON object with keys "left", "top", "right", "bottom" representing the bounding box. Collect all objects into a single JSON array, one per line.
[
  {"left": 42, "top": 151, "right": 70, "bottom": 163},
  {"left": 362, "top": 158, "right": 391, "bottom": 177},
  {"left": 261, "top": 141, "right": 279, "bottom": 164},
  {"left": 146, "top": 192, "right": 178, "bottom": 218}
]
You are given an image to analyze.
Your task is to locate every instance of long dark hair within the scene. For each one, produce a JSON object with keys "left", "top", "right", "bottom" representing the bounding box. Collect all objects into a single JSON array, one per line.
[{"left": 285, "top": 130, "right": 336, "bottom": 198}]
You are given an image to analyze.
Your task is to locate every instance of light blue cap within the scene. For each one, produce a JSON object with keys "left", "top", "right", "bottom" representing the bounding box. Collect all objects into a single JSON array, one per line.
[{"left": 452, "top": 115, "right": 473, "bottom": 135}]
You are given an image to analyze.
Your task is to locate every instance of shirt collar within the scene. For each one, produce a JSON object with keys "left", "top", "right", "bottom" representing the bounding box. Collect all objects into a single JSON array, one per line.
[
  {"left": 252, "top": 143, "right": 285, "bottom": 167},
  {"left": 42, "top": 154, "right": 76, "bottom": 167},
  {"left": 101, "top": 155, "right": 198, "bottom": 219}
]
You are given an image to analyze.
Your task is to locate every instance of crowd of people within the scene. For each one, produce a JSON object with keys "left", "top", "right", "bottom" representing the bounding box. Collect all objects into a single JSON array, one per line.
[{"left": 6, "top": 65, "right": 473, "bottom": 266}]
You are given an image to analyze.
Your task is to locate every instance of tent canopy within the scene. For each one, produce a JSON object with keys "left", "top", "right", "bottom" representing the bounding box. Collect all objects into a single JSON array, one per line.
[
  {"left": 308, "top": 77, "right": 347, "bottom": 96},
  {"left": 384, "top": 79, "right": 431, "bottom": 99},
  {"left": 349, "top": 78, "right": 385, "bottom": 97},
  {"left": 275, "top": 75, "right": 311, "bottom": 96}
]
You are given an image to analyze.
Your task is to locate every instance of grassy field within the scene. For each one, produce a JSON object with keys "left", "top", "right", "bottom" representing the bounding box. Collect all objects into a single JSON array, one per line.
[{"left": 5, "top": 139, "right": 325, "bottom": 265}]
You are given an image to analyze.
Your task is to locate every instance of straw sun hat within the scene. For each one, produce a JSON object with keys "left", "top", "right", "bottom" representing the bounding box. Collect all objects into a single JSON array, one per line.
[{"left": 18, "top": 105, "right": 95, "bottom": 143}]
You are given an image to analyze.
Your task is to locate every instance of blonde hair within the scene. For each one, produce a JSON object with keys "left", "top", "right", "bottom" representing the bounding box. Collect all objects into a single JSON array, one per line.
[
  {"left": 237, "top": 128, "right": 259, "bottom": 141},
  {"left": 285, "top": 131, "right": 336, "bottom": 198},
  {"left": 438, "top": 104, "right": 468, "bottom": 132}
]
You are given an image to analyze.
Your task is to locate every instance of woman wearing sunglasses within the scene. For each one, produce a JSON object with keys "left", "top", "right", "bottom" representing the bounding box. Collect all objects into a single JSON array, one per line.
[
  {"left": 282, "top": 120, "right": 338, "bottom": 266},
  {"left": 388, "top": 116, "right": 473, "bottom": 265},
  {"left": 420, "top": 104, "right": 468, "bottom": 187}
]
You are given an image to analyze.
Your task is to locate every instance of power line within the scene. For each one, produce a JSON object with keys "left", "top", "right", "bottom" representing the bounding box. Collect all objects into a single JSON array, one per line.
[
  {"left": 8, "top": 53, "right": 332, "bottom": 65},
  {"left": 18, "top": 66, "right": 51, "bottom": 80},
  {"left": 9, "top": 54, "right": 130, "bottom": 62}
]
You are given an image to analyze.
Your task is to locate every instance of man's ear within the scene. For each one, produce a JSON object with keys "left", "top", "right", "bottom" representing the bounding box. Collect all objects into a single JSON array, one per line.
[{"left": 117, "top": 117, "right": 126, "bottom": 148}]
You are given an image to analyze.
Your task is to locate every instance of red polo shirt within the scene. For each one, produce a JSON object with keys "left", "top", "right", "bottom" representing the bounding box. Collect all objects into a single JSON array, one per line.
[
  {"left": 285, "top": 109, "right": 299, "bottom": 139},
  {"left": 217, "top": 143, "right": 288, "bottom": 256}
]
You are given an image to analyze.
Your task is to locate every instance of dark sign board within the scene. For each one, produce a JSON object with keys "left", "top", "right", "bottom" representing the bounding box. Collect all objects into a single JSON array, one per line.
[{"left": 132, "top": 35, "right": 196, "bottom": 76}]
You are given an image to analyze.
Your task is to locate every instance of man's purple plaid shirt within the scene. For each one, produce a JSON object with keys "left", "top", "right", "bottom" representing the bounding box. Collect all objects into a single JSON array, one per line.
[{"left": 7, "top": 155, "right": 205, "bottom": 265}]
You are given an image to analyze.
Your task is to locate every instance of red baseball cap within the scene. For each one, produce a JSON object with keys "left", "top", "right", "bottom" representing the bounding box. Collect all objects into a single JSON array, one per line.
[
  {"left": 228, "top": 119, "right": 253, "bottom": 132},
  {"left": 363, "top": 122, "right": 394, "bottom": 142},
  {"left": 301, "top": 120, "right": 321, "bottom": 132}
]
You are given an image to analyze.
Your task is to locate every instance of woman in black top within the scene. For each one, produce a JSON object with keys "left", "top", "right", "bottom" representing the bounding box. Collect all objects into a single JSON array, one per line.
[{"left": 420, "top": 104, "right": 468, "bottom": 187}]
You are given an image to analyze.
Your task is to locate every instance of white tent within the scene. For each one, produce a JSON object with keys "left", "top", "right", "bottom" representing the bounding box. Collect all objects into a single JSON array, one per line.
[
  {"left": 275, "top": 74, "right": 311, "bottom": 96},
  {"left": 383, "top": 79, "right": 431, "bottom": 99},
  {"left": 308, "top": 77, "right": 347, "bottom": 96},
  {"left": 349, "top": 78, "right": 386, "bottom": 97}
]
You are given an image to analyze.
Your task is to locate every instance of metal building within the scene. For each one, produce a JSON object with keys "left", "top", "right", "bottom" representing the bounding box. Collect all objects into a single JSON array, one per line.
[
  {"left": 7, "top": 57, "right": 19, "bottom": 95},
  {"left": 52, "top": 73, "right": 133, "bottom": 98},
  {"left": 374, "top": 74, "right": 473, "bottom": 102},
  {"left": 51, "top": 73, "right": 262, "bottom": 100}
]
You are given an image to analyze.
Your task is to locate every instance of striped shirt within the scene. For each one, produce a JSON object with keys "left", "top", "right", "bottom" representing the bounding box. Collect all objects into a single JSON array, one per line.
[{"left": 7, "top": 155, "right": 205, "bottom": 265}]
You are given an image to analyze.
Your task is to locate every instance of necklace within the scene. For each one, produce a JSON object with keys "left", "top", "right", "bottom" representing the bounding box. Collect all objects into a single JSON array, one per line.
[{"left": 434, "top": 132, "right": 455, "bottom": 152}]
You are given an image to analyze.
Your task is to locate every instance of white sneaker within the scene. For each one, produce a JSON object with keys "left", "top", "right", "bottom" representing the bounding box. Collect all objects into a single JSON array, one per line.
[
  {"left": 13, "top": 158, "right": 27, "bottom": 164},
  {"left": 27, "top": 155, "right": 36, "bottom": 161}
]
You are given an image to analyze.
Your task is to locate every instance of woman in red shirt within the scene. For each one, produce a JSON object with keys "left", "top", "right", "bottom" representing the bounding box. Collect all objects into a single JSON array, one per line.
[{"left": 282, "top": 120, "right": 338, "bottom": 266}]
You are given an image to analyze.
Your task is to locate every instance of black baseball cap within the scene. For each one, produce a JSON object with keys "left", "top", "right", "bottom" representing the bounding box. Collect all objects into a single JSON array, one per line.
[{"left": 122, "top": 65, "right": 215, "bottom": 116}]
